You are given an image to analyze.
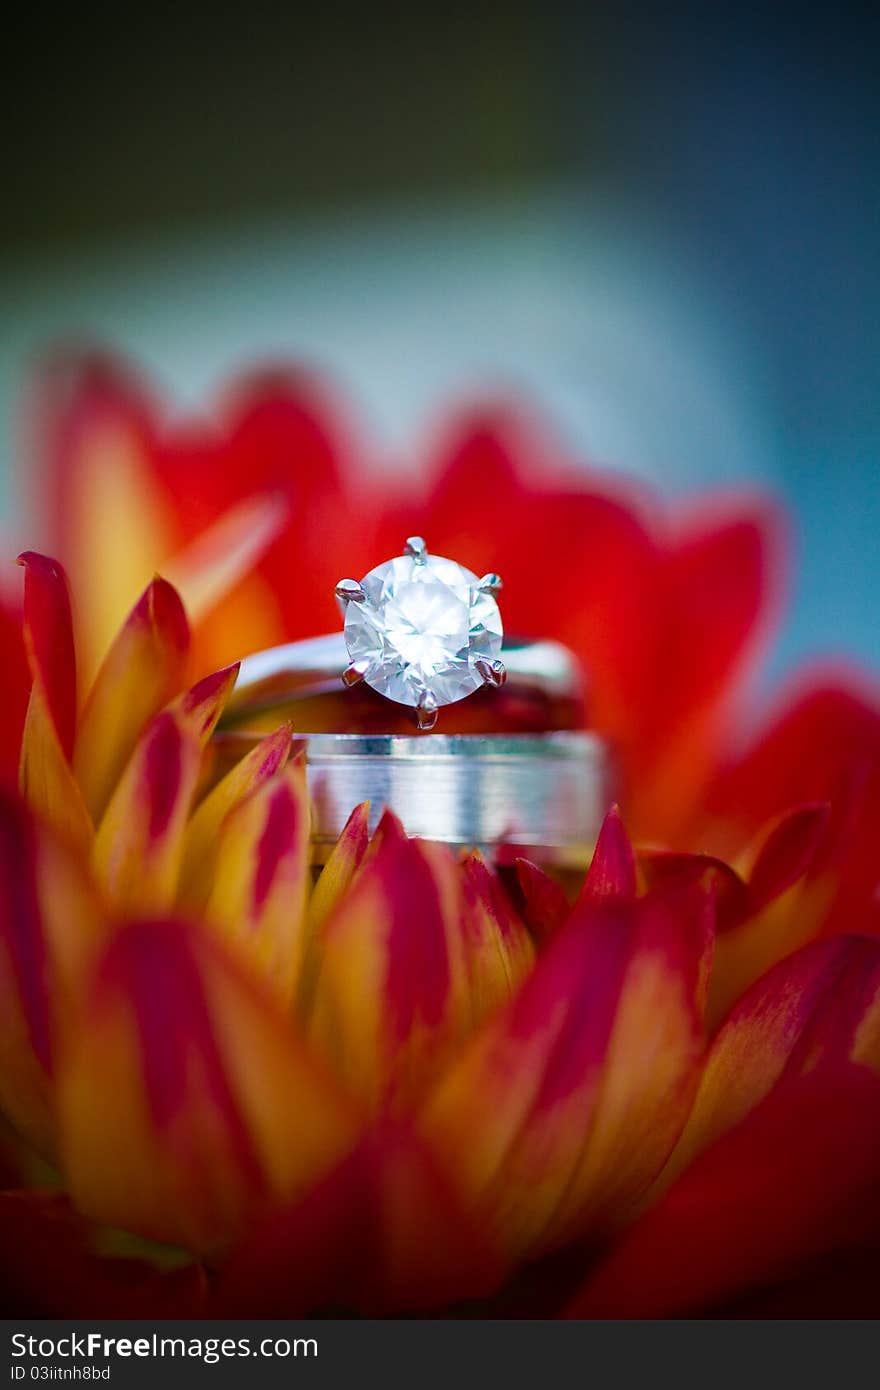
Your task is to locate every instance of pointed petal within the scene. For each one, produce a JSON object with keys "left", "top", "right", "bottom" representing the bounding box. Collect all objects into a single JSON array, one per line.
[
  {"left": 26, "top": 352, "right": 179, "bottom": 683},
  {"left": 567, "top": 1066, "right": 880, "bottom": 1318},
  {"left": 639, "top": 848, "right": 749, "bottom": 932},
  {"left": 217, "top": 1121, "right": 504, "bottom": 1316},
  {"left": 177, "top": 725, "right": 291, "bottom": 912},
  {"left": 57, "top": 918, "right": 361, "bottom": 1256},
  {"left": 744, "top": 801, "right": 830, "bottom": 910},
  {"left": 705, "top": 678, "right": 880, "bottom": 940},
  {"left": 74, "top": 578, "right": 190, "bottom": 821},
  {"left": 92, "top": 710, "right": 201, "bottom": 914},
  {"left": 309, "top": 829, "right": 468, "bottom": 1111},
  {"left": 421, "top": 879, "right": 713, "bottom": 1258},
  {"left": 578, "top": 804, "right": 637, "bottom": 903},
  {"left": 18, "top": 687, "right": 93, "bottom": 853},
  {"left": 514, "top": 857, "right": 571, "bottom": 941},
  {"left": 167, "top": 663, "right": 240, "bottom": 744},
  {"left": 307, "top": 800, "right": 371, "bottom": 937},
  {"left": 460, "top": 851, "right": 534, "bottom": 1021},
  {"left": 203, "top": 763, "right": 311, "bottom": 1004},
  {"left": 16, "top": 553, "right": 92, "bottom": 850},
  {"left": 162, "top": 492, "right": 289, "bottom": 626},
  {"left": 663, "top": 935, "right": 880, "bottom": 1190},
  {"left": 17, "top": 552, "right": 77, "bottom": 760}
]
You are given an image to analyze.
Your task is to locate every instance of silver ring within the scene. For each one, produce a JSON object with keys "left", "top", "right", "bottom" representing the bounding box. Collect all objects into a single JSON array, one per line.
[
  {"left": 224, "top": 631, "right": 584, "bottom": 726},
  {"left": 303, "top": 732, "right": 606, "bottom": 865},
  {"left": 212, "top": 729, "right": 609, "bottom": 866},
  {"left": 217, "top": 537, "right": 611, "bottom": 863}
]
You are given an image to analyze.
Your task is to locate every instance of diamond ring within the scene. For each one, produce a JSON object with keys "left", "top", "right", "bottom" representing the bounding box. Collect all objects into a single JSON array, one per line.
[
  {"left": 219, "top": 538, "right": 611, "bottom": 862},
  {"left": 335, "top": 536, "right": 505, "bottom": 730}
]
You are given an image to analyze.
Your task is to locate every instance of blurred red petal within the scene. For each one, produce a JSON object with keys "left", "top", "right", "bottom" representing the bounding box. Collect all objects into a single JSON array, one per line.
[
  {"left": 203, "top": 763, "right": 311, "bottom": 1004},
  {"left": 93, "top": 710, "right": 201, "bottom": 915},
  {"left": 567, "top": 1066, "right": 880, "bottom": 1318},
  {"left": 578, "top": 804, "right": 637, "bottom": 904},
  {"left": 309, "top": 827, "right": 468, "bottom": 1111},
  {"left": 74, "top": 577, "right": 190, "bottom": 822},
  {"left": 17, "top": 551, "right": 77, "bottom": 760},
  {"left": 216, "top": 1121, "right": 504, "bottom": 1316},
  {"left": 746, "top": 802, "right": 830, "bottom": 911},
  {"left": 663, "top": 935, "right": 880, "bottom": 1190},
  {"left": 25, "top": 352, "right": 179, "bottom": 679},
  {"left": 0, "top": 1191, "right": 209, "bottom": 1317},
  {"left": 0, "top": 792, "right": 106, "bottom": 1156},
  {"left": 307, "top": 800, "right": 371, "bottom": 937},
  {"left": 0, "top": 599, "right": 30, "bottom": 789},
  {"left": 514, "top": 857, "right": 571, "bottom": 942},
  {"left": 178, "top": 724, "right": 292, "bottom": 912},
  {"left": 421, "top": 877, "right": 713, "bottom": 1258},
  {"left": 706, "top": 677, "right": 880, "bottom": 940},
  {"left": 58, "top": 918, "right": 360, "bottom": 1256},
  {"left": 460, "top": 851, "right": 534, "bottom": 1021}
]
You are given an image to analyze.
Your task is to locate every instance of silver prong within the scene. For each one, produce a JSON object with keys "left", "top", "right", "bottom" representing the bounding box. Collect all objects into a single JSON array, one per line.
[
  {"left": 405, "top": 536, "right": 427, "bottom": 564},
  {"left": 476, "top": 657, "right": 507, "bottom": 688},
  {"left": 477, "top": 572, "right": 503, "bottom": 594},
  {"left": 335, "top": 578, "right": 366, "bottom": 604},
  {"left": 342, "top": 659, "right": 370, "bottom": 688},
  {"left": 416, "top": 691, "right": 438, "bottom": 730}
]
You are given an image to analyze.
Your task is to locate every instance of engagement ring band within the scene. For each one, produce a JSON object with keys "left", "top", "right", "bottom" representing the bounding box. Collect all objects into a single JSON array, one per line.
[{"left": 218, "top": 538, "right": 612, "bottom": 863}]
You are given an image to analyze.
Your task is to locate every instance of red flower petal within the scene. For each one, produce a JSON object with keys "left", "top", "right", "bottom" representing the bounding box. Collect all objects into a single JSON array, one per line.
[
  {"left": 92, "top": 710, "right": 202, "bottom": 914},
  {"left": 309, "top": 828, "right": 468, "bottom": 1111},
  {"left": 307, "top": 800, "right": 371, "bottom": 936},
  {"left": 178, "top": 724, "right": 292, "bottom": 912},
  {"left": 746, "top": 801, "right": 830, "bottom": 911},
  {"left": 514, "top": 857, "right": 571, "bottom": 941},
  {"left": 578, "top": 804, "right": 637, "bottom": 904},
  {"left": 0, "top": 793, "right": 105, "bottom": 1156},
  {"left": 421, "top": 877, "right": 713, "bottom": 1258},
  {"left": 17, "top": 552, "right": 77, "bottom": 760},
  {"left": 74, "top": 577, "right": 190, "bottom": 822},
  {"left": 168, "top": 662, "right": 240, "bottom": 744},
  {"left": 706, "top": 677, "right": 880, "bottom": 940},
  {"left": 0, "top": 1192, "right": 208, "bottom": 1317},
  {"left": 57, "top": 918, "right": 360, "bottom": 1256},
  {"left": 459, "top": 851, "right": 534, "bottom": 1020},
  {"left": 216, "top": 1121, "right": 504, "bottom": 1316},
  {"left": 203, "top": 762, "right": 311, "bottom": 1004},
  {"left": 662, "top": 934, "right": 880, "bottom": 1190},
  {"left": 567, "top": 1066, "right": 880, "bottom": 1318}
]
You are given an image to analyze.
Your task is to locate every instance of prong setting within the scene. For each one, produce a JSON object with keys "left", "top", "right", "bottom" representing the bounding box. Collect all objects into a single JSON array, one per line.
[
  {"left": 335, "top": 578, "right": 366, "bottom": 604},
  {"left": 416, "top": 691, "right": 439, "bottom": 730},
  {"left": 477, "top": 572, "right": 503, "bottom": 595},
  {"left": 405, "top": 536, "right": 427, "bottom": 564},
  {"left": 476, "top": 656, "right": 507, "bottom": 688}
]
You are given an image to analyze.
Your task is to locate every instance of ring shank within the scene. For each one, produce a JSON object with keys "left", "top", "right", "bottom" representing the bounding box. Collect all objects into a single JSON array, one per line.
[{"left": 223, "top": 633, "right": 585, "bottom": 735}]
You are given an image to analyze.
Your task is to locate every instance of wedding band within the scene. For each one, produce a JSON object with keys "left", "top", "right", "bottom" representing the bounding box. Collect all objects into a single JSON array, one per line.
[{"left": 212, "top": 729, "right": 609, "bottom": 866}]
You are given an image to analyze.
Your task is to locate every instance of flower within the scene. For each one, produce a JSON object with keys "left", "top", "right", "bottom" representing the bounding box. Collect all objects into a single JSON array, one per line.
[{"left": 0, "top": 350, "right": 878, "bottom": 1318}]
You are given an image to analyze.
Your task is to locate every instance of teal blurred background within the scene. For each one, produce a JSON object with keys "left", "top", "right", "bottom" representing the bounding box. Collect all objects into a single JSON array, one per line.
[{"left": 2, "top": 4, "right": 877, "bottom": 676}]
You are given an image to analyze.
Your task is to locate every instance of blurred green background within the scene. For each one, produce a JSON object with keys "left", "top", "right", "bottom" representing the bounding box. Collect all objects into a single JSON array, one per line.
[{"left": 3, "top": 3, "right": 878, "bottom": 676}]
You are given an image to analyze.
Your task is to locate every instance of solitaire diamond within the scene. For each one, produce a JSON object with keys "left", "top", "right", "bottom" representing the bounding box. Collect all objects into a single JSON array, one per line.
[{"left": 336, "top": 540, "right": 504, "bottom": 727}]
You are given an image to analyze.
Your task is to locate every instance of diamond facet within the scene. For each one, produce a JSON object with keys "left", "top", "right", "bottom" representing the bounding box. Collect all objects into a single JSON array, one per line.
[{"left": 342, "top": 550, "right": 503, "bottom": 710}]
